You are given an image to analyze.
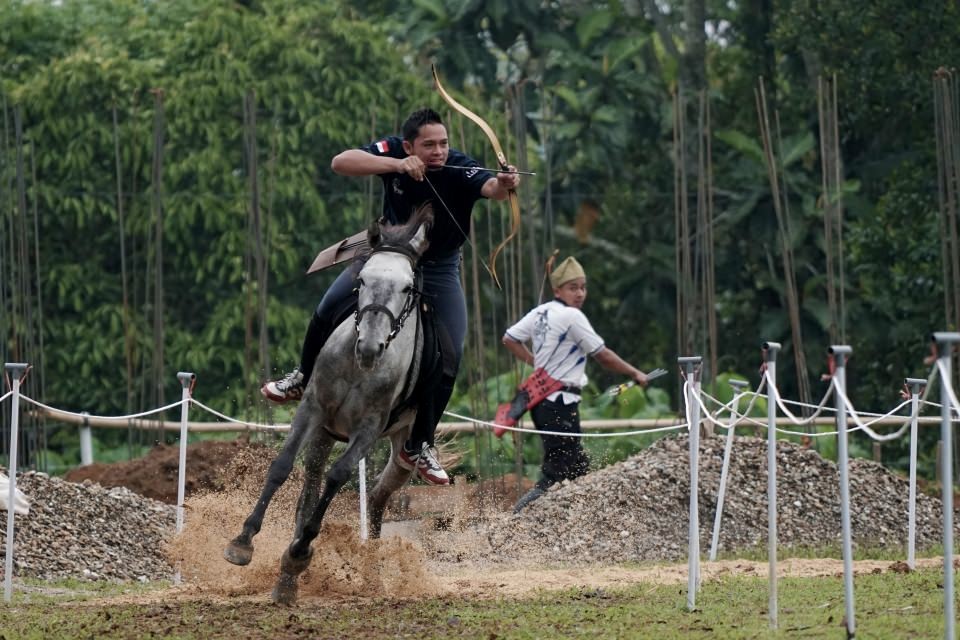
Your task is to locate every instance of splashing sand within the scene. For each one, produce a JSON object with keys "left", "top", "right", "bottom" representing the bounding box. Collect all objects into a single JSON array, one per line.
[{"left": 165, "top": 445, "right": 442, "bottom": 601}]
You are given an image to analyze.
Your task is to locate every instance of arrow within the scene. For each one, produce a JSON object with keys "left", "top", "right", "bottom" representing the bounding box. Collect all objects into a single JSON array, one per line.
[
  {"left": 606, "top": 368, "right": 669, "bottom": 396},
  {"left": 441, "top": 164, "right": 537, "bottom": 176}
]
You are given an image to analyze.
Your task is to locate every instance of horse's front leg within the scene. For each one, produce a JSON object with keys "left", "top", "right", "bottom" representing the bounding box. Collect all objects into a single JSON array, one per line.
[
  {"left": 272, "top": 422, "right": 381, "bottom": 605},
  {"left": 223, "top": 405, "right": 315, "bottom": 566},
  {"left": 368, "top": 430, "right": 416, "bottom": 539},
  {"left": 294, "top": 430, "right": 336, "bottom": 535}
]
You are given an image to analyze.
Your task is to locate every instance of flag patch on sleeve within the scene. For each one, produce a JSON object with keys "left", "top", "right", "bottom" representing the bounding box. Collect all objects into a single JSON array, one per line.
[{"left": 375, "top": 140, "right": 390, "bottom": 153}]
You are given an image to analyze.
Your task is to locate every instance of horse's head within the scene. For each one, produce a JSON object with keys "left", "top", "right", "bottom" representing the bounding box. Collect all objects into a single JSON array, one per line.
[{"left": 353, "top": 205, "right": 433, "bottom": 370}]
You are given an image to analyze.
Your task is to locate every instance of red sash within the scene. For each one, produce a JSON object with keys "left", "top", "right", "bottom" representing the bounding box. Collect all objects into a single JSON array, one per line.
[{"left": 493, "top": 368, "right": 565, "bottom": 437}]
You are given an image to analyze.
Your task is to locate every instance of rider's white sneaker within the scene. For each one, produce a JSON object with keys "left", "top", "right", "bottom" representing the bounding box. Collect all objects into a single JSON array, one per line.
[
  {"left": 261, "top": 368, "right": 305, "bottom": 403},
  {"left": 397, "top": 443, "right": 450, "bottom": 485}
]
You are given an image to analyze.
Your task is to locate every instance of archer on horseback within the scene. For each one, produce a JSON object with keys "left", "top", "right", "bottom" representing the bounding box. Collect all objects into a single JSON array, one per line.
[{"left": 262, "top": 106, "right": 520, "bottom": 485}]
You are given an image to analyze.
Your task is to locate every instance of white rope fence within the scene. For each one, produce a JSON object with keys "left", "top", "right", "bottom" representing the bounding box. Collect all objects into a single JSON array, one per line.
[
  {"left": 765, "top": 369, "right": 837, "bottom": 426},
  {"left": 17, "top": 396, "right": 185, "bottom": 422},
  {"left": 831, "top": 378, "right": 913, "bottom": 442},
  {"left": 442, "top": 410, "right": 689, "bottom": 438}
]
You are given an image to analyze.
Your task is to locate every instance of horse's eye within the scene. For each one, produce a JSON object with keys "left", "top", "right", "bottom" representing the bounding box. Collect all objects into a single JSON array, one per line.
[
  {"left": 357, "top": 278, "right": 365, "bottom": 288},
  {"left": 402, "top": 285, "right": 411, "bottom": 293}
]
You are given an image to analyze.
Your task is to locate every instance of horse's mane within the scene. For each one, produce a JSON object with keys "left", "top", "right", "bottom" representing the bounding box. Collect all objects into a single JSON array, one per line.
[{"left": 376, "top": 204, "right": 434, "bottom": 255}]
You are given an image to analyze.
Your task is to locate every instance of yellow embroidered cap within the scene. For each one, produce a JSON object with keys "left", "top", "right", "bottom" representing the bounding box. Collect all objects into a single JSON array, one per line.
[{"left": 549, "top": 257, "right": 586, "bottom": 288}]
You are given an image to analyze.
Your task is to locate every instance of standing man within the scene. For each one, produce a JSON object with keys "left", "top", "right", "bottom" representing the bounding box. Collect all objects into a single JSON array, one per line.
[
  {"left": 502, "top": 257, "right": 650, "bottom": 511},
  {"left": 262, "top": 107, "right": 520, "bottom": 486}
]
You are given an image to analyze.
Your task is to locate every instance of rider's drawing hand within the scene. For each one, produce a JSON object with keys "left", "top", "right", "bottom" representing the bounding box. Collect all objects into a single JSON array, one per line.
[{"left": 399, "top": 155, "right": 426, "bottom": 181}]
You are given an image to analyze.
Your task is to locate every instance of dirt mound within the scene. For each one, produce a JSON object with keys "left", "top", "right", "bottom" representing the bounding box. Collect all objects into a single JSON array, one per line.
[
  {"left": 64, "top": 439, "right": 274, "bottom": 504},
  {"left": 475, "top": 434, "right": 955, "bottom": 565},
  {"left": 2, "top": 470, "right": 175, "bottom": 581},
  {"left": 62, "top": 436, "right": 529, "bottom": 520}
]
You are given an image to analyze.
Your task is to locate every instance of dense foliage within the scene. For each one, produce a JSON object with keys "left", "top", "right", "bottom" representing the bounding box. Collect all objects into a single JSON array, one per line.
[{"left": 1, "top": 0, "right": 958, "bottom": 476}]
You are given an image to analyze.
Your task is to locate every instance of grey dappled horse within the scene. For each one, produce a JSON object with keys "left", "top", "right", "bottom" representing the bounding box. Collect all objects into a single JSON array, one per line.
[{"left": 223, "top": 208, "right": 432, "bottom": 604}]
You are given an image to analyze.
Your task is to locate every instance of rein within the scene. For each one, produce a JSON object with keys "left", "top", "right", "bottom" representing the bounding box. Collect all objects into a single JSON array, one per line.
[{"left": 353, "top": 245, "right": 422, "bottom": 346}]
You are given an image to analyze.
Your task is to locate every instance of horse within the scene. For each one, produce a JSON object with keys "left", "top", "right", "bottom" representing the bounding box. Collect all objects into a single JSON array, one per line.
[{"left": 223, "top": 207, "right": 434, "bottom": 604}]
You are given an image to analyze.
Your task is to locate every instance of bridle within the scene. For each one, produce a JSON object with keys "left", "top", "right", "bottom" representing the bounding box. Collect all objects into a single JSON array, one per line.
[{"left": 353, "top": 245, "right": 422, "bottom": 347}]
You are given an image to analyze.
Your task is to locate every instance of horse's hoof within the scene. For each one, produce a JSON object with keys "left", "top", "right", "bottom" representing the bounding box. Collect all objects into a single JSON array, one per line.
[
  {"left": 272, "top": 573, "right": 298, "bottom": 605},
  {"left": 223, "top": 539, "right": 254, "bottom": 566},
  {"left": 280, "top": 546, "right": 314, "bottom": 574}
]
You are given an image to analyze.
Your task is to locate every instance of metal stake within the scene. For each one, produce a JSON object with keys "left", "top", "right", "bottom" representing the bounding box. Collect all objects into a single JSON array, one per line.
[
  {"left": 933, "top": 332, "right": 960, "bottom": 640},
  {"left": 830, "top": 345, "right": 855, "bottom": 638},
  {"left": 905, "top": 377, "right": 926, "bottom": 569},
  {"left": 4, "top": 363, "right": 28, "bottom": 604},
  {"left": 175, "top": 372, "right": 196, "bottom": 535},
  {"left": 709, "top": 379, "right": 748, "bottom": 561},
  {"left": 763, "top": 342, "right": 781, "bottom": 629},
  {"left": 679, "top": 355, "right": 702, "bottom": 610}
]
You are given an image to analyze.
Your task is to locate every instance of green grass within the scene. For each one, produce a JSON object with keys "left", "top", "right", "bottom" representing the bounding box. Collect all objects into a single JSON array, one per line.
[
  {"left": 0, "top": 568, "right": 955, "bottom": 639},
  {"left": 712, "top": 543, "right": 947, "bottom": 563}
]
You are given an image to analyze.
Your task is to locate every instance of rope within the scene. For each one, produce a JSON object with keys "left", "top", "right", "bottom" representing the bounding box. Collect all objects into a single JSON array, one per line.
[
  {"left": 444, "top": 410, "right": 688, "bottom": 438},
  {"left": 828, "top": 377, "right": 914, "bottom": 441},
  {"left": 696, "top": 376, "right": 767, "bottom": 428},
  {"left": 700, "top": 375, "right": 922, "bottom": 439},
  {"left": 7, "top": 368, "right": 950, "bottom": 446},
  {"left": 16, "top": 395, "right": 186, "bottom": 421},
  {"left": 694, "top": 385, "right": 766, "bottom": 431},
  {"left": 764, "top": 369, "right": 835, "bottom": 425},
  {"left": 936, "top": 360, "right": 960, "bottom": 419},
  {"left": 189, "top": 399, "right": 288, "bottom": 431}
]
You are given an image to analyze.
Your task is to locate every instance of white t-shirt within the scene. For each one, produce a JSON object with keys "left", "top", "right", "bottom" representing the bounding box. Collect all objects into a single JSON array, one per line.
[{"left": 504, "top": 299, "right": 605, "bottom": 404}]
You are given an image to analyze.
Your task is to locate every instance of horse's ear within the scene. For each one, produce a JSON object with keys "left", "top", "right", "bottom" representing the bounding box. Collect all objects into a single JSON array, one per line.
[
  {"left": 407, "top": 204, "right": 433, "bottom": 255},
  {"left": 367, "top": 217, "right": 383, "bottom": 248},
  {"left": 409, "top": 221, "right": 430, "bottom": 256}
]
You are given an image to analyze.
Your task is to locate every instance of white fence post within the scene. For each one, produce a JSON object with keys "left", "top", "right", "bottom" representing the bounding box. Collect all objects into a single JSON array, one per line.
[
  {"left": 3, "top": 363, "right": 29, "bottom": 604},
  {"left": 709, "top": 379, "right": 748, "bottom": 561},
  {"left": 359, "top": 457, "right": 368, "bottom": 542},
  {"left": 830, "top": 345, "right": 856, "bottom": 638},
  {"left": 762, "top": 341, "right": 781, "bottom": 630},
  {"left": 904, "top": 377, "right": 926, "bottom": 570},
  {"left": 79, "top": 412, "right": 93, "bottom": 466},
  {"left": 679, "top": 355, "right": 702, "bottom": 610},
  {"left": 933, "top": 332, "right": 959, "bottom": 640},
  {"left": 175, "top": 372, "right": 196, "bottom": 535}
]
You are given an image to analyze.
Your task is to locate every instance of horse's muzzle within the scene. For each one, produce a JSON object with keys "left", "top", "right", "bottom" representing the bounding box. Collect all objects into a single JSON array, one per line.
[{"left": 355, "top": 338, "right": 385, "bottom": 370}]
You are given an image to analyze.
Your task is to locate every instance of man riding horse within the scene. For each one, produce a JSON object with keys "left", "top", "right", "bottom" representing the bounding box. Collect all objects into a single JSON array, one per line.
[
  {"left": 262, "top": 106, "right": 521, "bottom": 485},
  {"left": 225, "top": 208, "right": 444, "bottom": 604}
]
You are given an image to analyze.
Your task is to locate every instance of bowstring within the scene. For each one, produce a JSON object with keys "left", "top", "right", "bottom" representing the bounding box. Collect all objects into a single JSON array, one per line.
[{"left": 423, "top": 173, "right": 495, "bottom": 281}]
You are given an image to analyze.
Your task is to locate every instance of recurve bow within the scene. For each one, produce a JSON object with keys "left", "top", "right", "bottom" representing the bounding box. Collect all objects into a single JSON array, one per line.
[{"left": 432, "top": 65, "right": 521, "bottom": 290}]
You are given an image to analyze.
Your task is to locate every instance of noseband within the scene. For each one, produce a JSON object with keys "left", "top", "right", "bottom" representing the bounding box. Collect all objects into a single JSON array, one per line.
[{"left": 354, "top": 246, "right": 421, "bottom": 347}]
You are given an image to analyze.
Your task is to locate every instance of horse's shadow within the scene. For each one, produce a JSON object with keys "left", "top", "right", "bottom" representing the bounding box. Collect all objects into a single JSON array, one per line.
[{"left": 223, "top": 206, "right": 437, "bottom": 604}]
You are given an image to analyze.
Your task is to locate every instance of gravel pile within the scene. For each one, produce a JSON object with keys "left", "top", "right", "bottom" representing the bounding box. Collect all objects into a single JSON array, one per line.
[
  {"left": 480, "top": 434, "right": 952, "bottom": 565},
  {"left": 0, "top": 470, "right": 176, "bottom": 582},
  {"left": 1, "top": 434, "right": 953, "bottom": 581}
]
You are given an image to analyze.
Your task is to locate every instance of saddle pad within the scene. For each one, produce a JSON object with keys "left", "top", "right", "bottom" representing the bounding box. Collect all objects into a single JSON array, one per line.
[{"left": 307, "top": 229, "right": 369, "bottom": 274}]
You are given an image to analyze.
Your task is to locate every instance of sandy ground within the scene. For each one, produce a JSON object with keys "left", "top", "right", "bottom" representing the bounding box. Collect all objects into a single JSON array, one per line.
[
  {"left": 129, "top": 491, "right": 944, "bottom": 607},
  {"left": 49, "top": 438, "right": 949, "bottom": 609}
]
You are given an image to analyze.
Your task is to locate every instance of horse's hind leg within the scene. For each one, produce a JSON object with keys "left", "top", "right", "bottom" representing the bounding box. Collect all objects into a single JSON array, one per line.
[
  {"left": 368, "top": 431, "right": 416, "bottom": 539},
  {"left": 272, "top": 425, "right": 380, "bottom": 605},
  {"left": 224, "top": 406, "right": 315, "bottom": 566}
]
